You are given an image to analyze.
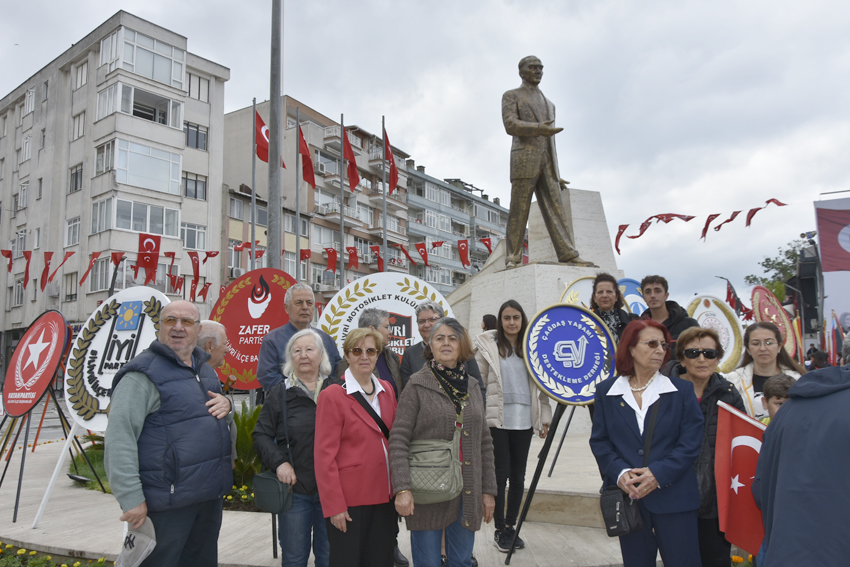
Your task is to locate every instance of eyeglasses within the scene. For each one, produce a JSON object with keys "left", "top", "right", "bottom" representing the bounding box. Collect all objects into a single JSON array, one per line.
[
  {"left": 349, "top": 347, "right": 378, "bottom": 357},
  {"left": 749, "top": 340, "right": 776, "bottom": 349},
  {"left": 162, "top": 316, "right": 199, "bottom": 327},
  {"left": 683, "top": 348, "right": 719, "bottom": 360},
  {"left": 638, "top": 340, "right": 669, "bottom": 350},
  {"left": 417, "top": 316, "right": 440, "bottom": 325}
]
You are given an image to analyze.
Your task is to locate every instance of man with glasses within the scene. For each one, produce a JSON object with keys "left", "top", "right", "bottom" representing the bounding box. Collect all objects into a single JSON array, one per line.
[
  {"left": 105, "top": 300, "right": 233, "bottom": 567},
  {"left": 639, "top": 275, "right": 698, "bottom": 347}
]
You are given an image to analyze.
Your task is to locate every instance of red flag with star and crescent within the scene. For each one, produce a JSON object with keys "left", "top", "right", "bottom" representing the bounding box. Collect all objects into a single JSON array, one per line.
[
  {"left": 188, "top": 251, "right": 200, "bottom": 289},
  {"left": 299, "top": 126, "right": 316, "bottom": 189},
  {"left": 715, "top": 401, "right": 765, "bottom": 554},
  {"left": 343, "top": 130, "right": 360, "bottom": 191},
  {"left": 369, "top": 246, "right": 384, "bottom": 272},
  {"left": 22, "top": 251, "right": 32, "bottom": 289},
  {"left": 346, "top": 247, "right": 359, "bottom": 270},
  {"left": 49, "top": 251, "right": 75, "bottom": 283},
  {"left": 299, "top": 249, "right": 311, "bottom": 262},
  {"left": 255, "top": 111, "right": 285, "bottom": 168},
  {"left": 40, "top": 252, "right": 53, "bottom": 292},
  {"left": 79, "top": 252, "right": 101, "bottom": 285},
  {"left": 457, "top": 239, "right": 471, "bottom": 268},
  {"left": 324, "top": 248, "right": 338, "bottom": 274},
  {"left": 133, "top": 233, "right": 161, "bottom": 285},
  {"left": 383, "top": 128, "right": 399, "bottom": 194},
  {"left": 414, "top": 243, "right": 429, "bottom": 267}
]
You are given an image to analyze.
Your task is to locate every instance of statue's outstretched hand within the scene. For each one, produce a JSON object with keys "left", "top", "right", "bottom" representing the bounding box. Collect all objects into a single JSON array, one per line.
[
  {"left": 537, "top": 120, "right": 563, "bottom": 136},
  {"left": 559, "top": 179, "right": 570, "bottom": 191}
]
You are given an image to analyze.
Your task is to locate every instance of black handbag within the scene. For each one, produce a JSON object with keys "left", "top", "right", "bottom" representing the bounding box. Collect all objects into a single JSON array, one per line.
[
  {"left": 253, "top": 386, "right": 294, "bottom": 515},
  {"left": 600, "top": 400, "right": 660, "bottom": 537}
]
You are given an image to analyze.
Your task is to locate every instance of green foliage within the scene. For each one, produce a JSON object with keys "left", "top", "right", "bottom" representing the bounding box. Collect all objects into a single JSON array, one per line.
[
  {"left": 744, "top": 239, "right": 806, "bottom": 300},
  {"left": 233, "top": 400, "right": 263, "bottom": 487},
  {"left": 67, "top": 446, "right": 111, "bottom": 494}
]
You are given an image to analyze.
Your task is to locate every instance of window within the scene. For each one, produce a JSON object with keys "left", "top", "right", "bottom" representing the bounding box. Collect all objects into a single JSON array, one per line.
[
  {"left": 66, "top": 217, "right": 80, "bottom": 247},
  {"left": 34, "top": 228, "right": 40, "bottom": 249},
  {"left": 251, "top": 245, "right": 268, "bottom": 269},
  {"left": 0, "top": 158, "right": 4, "bottom": 179},
  {"left": 91, "top": 198, "right": 112, "bottom": 234},
  {"left": 96, "top": 84, "right": 116, "bottom": 120},
  {"left": 18, "top": 182, "right": 28, "bottom": 210},
  {"left": 425, "top": 182, "right": 439, "bottom": 202},
  {"left": 97, "top": 83, "right": 183, "bottom": 129},
  {"left": 228, "top": 239, "right": 241, "bottom": 268},
  {"left": 116, "top": 199, "right": 179, "bottom": 236},
  {"left": 181, "top": 223, "right": 206, "bottom": 249},
  {"left": 113, "top": 261, "right": 173, "bottom": 294},
  {"left": 64, "top": 273, "right": 78, "bottom": 301},
  {"left": 89, "top": 258, "right": 110, "bottom": 292},
  {"left": 184, "top": 122, "right": 208, "bottom": 150},
  {"left": 284, "top": 213, "right": 309, "bottom": 236},
  {"left": 69, "top": 164, "right": 83, "bottom": 193},
  {"left": 425, "top": 210, "right": 437, "bottom": 229},
  {"left": 356, "top": 203, "right": 373, "bottom": 224},
  {"left": 72, "top": 112, "right": 85, "bottom": 140},
  {"left": 24, "top": 89, "right": 35, "bottom": 115},
  {"left": 188, "top": 73, "right": 209, "bottom": 102},
  {"left": 440, "top": 189, "right": 451, "bottom": 207},
  {"left": 229, "top": 198, "right": 243, "bottom": 219},
  {"left": 122, "top": 29, "right": 185, "bottom": 89},
  {"left": 438, "top": 214, "right": 451, "bottom": 233},
  {"left": 12, "top": 230, "right": 26, "bottom": 258},
  {"left": 315, "top": 151, "right": 338, "bottom": 175},
  {"left": 182, "top": 173, "right": 207, "bottom": 200},
  {"left": 100, "top": 30, "right": 120, "bottom": 70},
  {"left": 1, "top": 114, "right": 6, "bottom": 137},
  {"left": 74, "top": 61, "right": 88, "bottom": 89},
  {"left": 13, "top": 279, "right": 24, "bottom": 306},
  {"left": 312, "top": 225, "right": 340, "bottom": 247},
  {"left": 115, "top": 139, "right": 182, "bottom": 194},
  {"left": 42, "top": 81, "right": 49, "bottom": 101},
  {"left": 41, "top": 128, "right": 46, "bottom": 148},
  {"left": 249, "top": 206, "right": 268, "bottom": 227},
  {"left": 37, "top": 179, "right": 42, "bottom": 199},
  {"left": 20, "top": 135, "right": 31, "bottom": 163},
  {"left": 96, "top": 141, "right": 114, "bottom": 174}
]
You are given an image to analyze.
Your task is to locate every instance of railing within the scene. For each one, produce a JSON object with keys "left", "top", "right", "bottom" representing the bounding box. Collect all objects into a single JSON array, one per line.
[
  {"left": 368, "top": 187, "right": 407, "bottom": 204},
  {"left": 324, "top": 126, "right": 362, "bottom": 149},
  {"left": 315, "top": 202, "right": 358, "bottom": 219}
]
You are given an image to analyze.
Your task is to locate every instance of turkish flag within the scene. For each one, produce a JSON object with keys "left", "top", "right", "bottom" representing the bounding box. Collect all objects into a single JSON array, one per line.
[
  {"left": 324, "top": 247, "right": 338, "bottom": 274},
  {"left": 346, "top": 247, "right": 359, "bottom": 270},
  {"left": 197, "top": 282, "right": 212, "bottom": 302},
  {"left": 383, "top": 127, "right": 399, "bottom": 194},
  {"left": 458, "top": 239, "right": 471, "bottom": 268},
  {"left": 299, "top": 126, "right": 316, "bottom": 189},
  {"left": 203, "top": 251, "right": 219, "bottom": 264},
  {"left": 700, "top": 214, "right": 721, "bottom": 241},
  {"left": 627, "top": 218, "right": 654, "bottom": 240},
  {"left": 343, "top": 130, "right": 360, "bottom": 191},
  {"left": 255, "top": 111, "right": 286, "bottom": 168},
  {"left": 22, "top": 251, "right": 32, "bottom": 289},
  {"left": 392, "top": 243, "right": 417, "bottom": 266},
  {"left": 234, "top": 240, "right": 259, "bottom": 252},
  {"left": 815, "top": 204, "right": 850, "bottom": 272},
  {"left": 79, "top": 252, "right": 101, "bottom": 285},
  {"left": 654, "top": 213, "right": 695, "bottom": 224},
  {"left": 317, "top": 303, "right": 324, "bottom": 317},
  {"left": 0, "top": 250, "right": 12, "bottom": 273},
  {"left": 414, "top": 242, "right": 429, "bottom": 267},
  {"left": 746, "top": 198, "right": 786, "bottom": 227},
  {"left": 220, "top": 285, "right": 226, "bottom": 296},
  {"left": 714, "top": 211, "right": 741, "bottom": 232},
  {"left": 615, "top": 224, "right": 628, "bottom": 255},
  {"left": 189, "top": 278, "right": 198, "bottom": 302},
  {"left": 173, "top": 276, "right": 184, "bottom": 294},
  {"left": 249, "top": 249, "right": 265, "bottom": 261},
  {"left": 369, "top": 245, "right": 384, "bottom": 272},
  {"left": 715, "top": 401, "right": 765, "bottom": 554},
  {"left": 431, "top": 241, "right": 444, "bottom": 249},
  {"left": 299, "top": 249, "right": 312, "bottom": 261},
  {"left": 40, "top": 252, "right": 53, "bottom": 292},
  {"left": 133, "top": 233, "right": 161, "bottom": 285},
  {"left": 111, "top": 252, "right": 124, "bottom": 267},
  {"left": 480, "top": 237, "right": 493, "bottom": 255},
  {"left": 188, "top": 251, "right": 200, "bottom": 287},
  {"left": 49, "top": 251, "right": 75, "bottom": 282}
]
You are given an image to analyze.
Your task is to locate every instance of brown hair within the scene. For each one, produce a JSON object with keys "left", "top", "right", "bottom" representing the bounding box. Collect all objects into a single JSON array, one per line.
[
  {"left": 422, "top": 318, "right": 474, "bottom": 363},
  {"left": 343, "top": 327, "right": 383, "bottom": 355},
  {"left": 640, "top": 275, "right": 669, "bottom": 293},
  {"left": 763, "top": 373, "right": 795, "bottom": 401},
  {"left": 739, "top": 322, "right": 806, "bottom": 375},
  {"left": 589, "top": 273, "right": 624, "bottom": 311},
  {"left": 496, "top": 300, "right": 528, "bottom": 360},
  {"left": 675, "top": 327, "right": 724, "bottom": 361}
]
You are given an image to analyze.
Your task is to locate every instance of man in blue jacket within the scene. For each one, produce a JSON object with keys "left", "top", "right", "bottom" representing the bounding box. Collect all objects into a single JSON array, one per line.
[{"left": 105, "top": 300, "right": 233, "bottom": 567}]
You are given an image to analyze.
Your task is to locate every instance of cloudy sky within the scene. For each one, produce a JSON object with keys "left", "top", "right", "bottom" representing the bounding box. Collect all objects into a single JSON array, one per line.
[{"left": 3, "top": 0, "right": 849, "bottom": 308}]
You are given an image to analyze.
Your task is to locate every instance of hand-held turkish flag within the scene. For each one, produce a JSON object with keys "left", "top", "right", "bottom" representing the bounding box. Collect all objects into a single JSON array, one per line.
[
  {"left": 324, "top": 248, "right": 337, "bottom": 274},
  {"left": 203, "top": 251, "right": 219, "bottom": 264},
  {"left": 346, "top": 247, "right": 359, "bottom": 270},
  {"left": 299, "top": 249, "right": 311, "bottom": 262},
  {"left": 343, "top": 130, "right": 360, "bottom": 191},
  {"left": 134, "top": 233, "right": 161, "bottom": 285},
  {"left": 0, "top": 250, "right": 12, "bottom": 273},
  {"left": 79, "top": 252, "right": 101, "bottom": 285},
  {"left": 49, "top": 251, "right": 75, "bottom": 282},
  {"left": 197, "top": 282, "right": 212, "bottom": 302},
  {"left": 815, "top": 204, "right": 850, "bottom": 272},
  {"left": 22, "top": 251, "right": 32, "bottom": 289},
  {"left": 457, "top": 239, "right": 471, "bottom": 268},
  {"left": 715, "top": 401, "right": 765, "bottom": 554},
  {"left": 40, "top": 252, "right": 53, "bottom": 292},
  {"left": 299, "top": 126, "right": 316, "bottom": 189},
  {"left": 255, "top": 111, "right": 286, "bottom": 168},
  {"left": 480, "top": 237, "right": 493, "bottom": 255},
  {"left": 383, "top": 128, "right": 399, "bottom": 194},
  {"left": 369, "top": 245, "right": 384, "bottom": 272},
  {"left": 414, "top": 243, "right": 430, "bottom": 267}
]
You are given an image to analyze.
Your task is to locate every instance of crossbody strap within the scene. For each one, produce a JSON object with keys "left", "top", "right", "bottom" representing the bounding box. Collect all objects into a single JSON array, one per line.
[
  {"left": 641, "top": 400, "right": 661, "bottom": 468},
  {"left": 279, "top": 384, "right": 293, "bottom": 464},
  {"left": 353, "top": 391, "right": 390, "bottom": 439}
]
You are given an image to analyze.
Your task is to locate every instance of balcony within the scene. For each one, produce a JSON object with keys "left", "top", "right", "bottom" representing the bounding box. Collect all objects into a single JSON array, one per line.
[
  {"left": 324, "top": 126, "right": 362, "bottom": 153},
  {"left": 367, "top": 187, "right": 408, "bottom": 210},
  {"left": 314, "top": 202, "right": 360, "bottom": 222},
  {"left": 367, "top": 221, "right": 406, "bottom": 238}
]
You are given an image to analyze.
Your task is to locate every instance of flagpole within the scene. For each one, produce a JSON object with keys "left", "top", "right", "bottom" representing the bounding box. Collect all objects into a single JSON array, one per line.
[
  {"left": 338, "top": 114, "right": 346, "bottom": 284},
  {"left": 267, "top": 0, "right": 283, "bottom": 269},
  {"left": 381, "top": 117, "right": 388, "bottom": 269},
  {"left": 251, "top": 98, "right": 257, "bottom": 272},
  {"left": 295, "top": 107, "right": 301, "bottom": 281}
]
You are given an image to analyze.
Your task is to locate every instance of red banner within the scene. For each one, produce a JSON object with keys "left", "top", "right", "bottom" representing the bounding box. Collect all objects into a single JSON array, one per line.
[
  {"left": 133, "top": 233, "right": 161, "bottom": 285},
  {"left": 480, "top": 237, "right": 493, "bottom": 254},
  {"left": 22, "top": 251, "right": 32, "bottom": 289},
  {"left": 197, "top": 282, "right": 212, "bottom": 302},
  {"left": 369, "top": 245, "right": 384, "bottom": 272},
  {"left": 414, "top": 243, "right": 429, "bottom": 267},
  {"left": 346, "top": 247, "right": 359, "bottom": 270},
  {"left": 431, "top": 241, "right": 444, "bottom": 249},
  {"left": 615, "top": 224, "right": 628, "bottom": 255},
  {"left": 188, "top": 252, "right": 200, "bottom": 296},
  {"left": 815, "top": 205, "right": 850, "bottom": 272},
  {"left": 49, "top": 251, "right": 75, "bottom": 283},
  {"left": 383, "top": 128, "right": 399, "bottom": 194},
  {"left": 299, "top": 126, "right": 316, "bottom": 189},
  {"left": 701, "top": 214, "right": 721, "bottom": 240},
  {"left": 457, "top": 239, "right": 470, "bottom": 268},
  {"left": 0, "top": 250, "right": 12, "bottom": 273},
  {"left": 40, "top": 251, "right": 53, "bottom": 292},
  {"left": 713, "top": 211, "right": 741, "bottom": 232},
  {"left": 392, "top": 243, "right": 417, "bottom": 266},
  {"left": 79, "top": 252, "right": 101, "bottom": 285},
  {"left": 255, "top": 111, "right": 285, "bottom": 168},
  {"left": 111, "top": 251, "right": 124, "bottom": 267},
  {"left": 299, "top": 249, "right": 312, "bottom": 261},
  {"left": 203, "top": 251, "right": 219, "bottom": 264},
  {"left": 324, "top": 248, "right": 338, "bottom": 274},
  {"left": 343, "top": 130, "right": 360, "bottom": 191}
]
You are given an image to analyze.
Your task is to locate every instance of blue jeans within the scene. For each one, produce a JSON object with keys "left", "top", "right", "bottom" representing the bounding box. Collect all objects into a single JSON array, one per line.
[
  {"left": 278, "top": 492, "right": 329, "bottom": 567},
  {"left": 410, "top": 500, "right": 475, "bottom": 567}
]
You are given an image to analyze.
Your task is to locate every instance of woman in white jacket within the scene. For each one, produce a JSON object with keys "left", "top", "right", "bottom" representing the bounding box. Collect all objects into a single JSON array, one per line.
[
  {"left": 473, "top": 300, "right": 552, "bottom": 554},
  {"left": 725, "top": 322, "right": 804, "bottom": 420}
]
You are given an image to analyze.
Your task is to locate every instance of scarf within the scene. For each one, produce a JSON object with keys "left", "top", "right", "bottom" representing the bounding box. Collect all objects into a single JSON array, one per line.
[
  {"left": 597, "top": 309, "right": 621, "bottom": 336},
  {"left": 429, "top": 358, "right": 470, "bottom": 416}
]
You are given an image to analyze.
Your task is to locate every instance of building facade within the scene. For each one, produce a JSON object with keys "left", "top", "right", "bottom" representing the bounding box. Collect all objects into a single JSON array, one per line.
[{"left": 0, "top": 11, "right": 229, "bottom": 364}]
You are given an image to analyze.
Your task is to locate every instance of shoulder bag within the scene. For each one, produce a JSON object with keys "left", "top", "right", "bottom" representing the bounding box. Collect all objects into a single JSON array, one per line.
[
  {"left": 253, "top": 386, "right": 294, "bottom": 514},
  {"left": 407, "top": 408, "right": 464, "bottom": 505}
]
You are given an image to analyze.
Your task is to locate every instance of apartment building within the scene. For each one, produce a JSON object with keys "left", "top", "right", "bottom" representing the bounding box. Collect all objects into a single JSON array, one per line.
[{"left": 0, "top": 11, "right": 229, "bottom": 362}]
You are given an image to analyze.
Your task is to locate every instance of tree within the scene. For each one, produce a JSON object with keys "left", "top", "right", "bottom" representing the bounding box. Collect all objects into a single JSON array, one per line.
[{"left": 744, "top": 239, "right": 806, "bottom": 299}]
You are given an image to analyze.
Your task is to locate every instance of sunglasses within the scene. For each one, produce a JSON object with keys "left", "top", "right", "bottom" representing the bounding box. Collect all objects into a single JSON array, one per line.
[
  {"left": 162, "top": 316, "right": 199, "bottom": 327},
  {"left": 683, "top": 348, "right": 719, "bottom": 360},
  {"left": 349, "top": 347, "right": 378, "bottom": 357},
  {"left": 638, "top": 340, "right": 670, "bottom": 350}
]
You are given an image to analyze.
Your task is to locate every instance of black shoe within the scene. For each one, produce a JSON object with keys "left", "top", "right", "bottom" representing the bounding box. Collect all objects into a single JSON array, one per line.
[
  {"left": 393, "top": 545, "right": 409, "bottom": 567},
  {"left": 471, "top": 554, "right": 478, "bottom": 567},
  {"left": 504, "top": 526, "right": 526, "bottom": 549},
  {"left": 441, "top": 554, "right": 447, "bottom": 566},
  {"left": 493, "top": 529, "right": 511, "bottom": 553}
]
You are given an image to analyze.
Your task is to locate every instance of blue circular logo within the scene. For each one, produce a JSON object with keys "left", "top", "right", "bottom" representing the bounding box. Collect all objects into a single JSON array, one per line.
[
  {"left": 523, "top": 304, "right": 616, "bottom": 405},
  {"left": 618, "top": 278, "right": 647, "bottom": 316}
]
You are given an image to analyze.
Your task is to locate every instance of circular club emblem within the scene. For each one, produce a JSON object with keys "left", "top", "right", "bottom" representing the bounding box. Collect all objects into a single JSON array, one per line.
[
  {"left": 751, "top": 285, "right": 796, "bottom": 357},
  {"left": 319, "top": 273, "right": 453, "bottom": 357},
  {"left": 618, "top": 278, "right": 647, "bottom": 315},
  {"left": 524, "top": 304, "right": 616, "bottom": 406},
  {"left": 65, "top": 288, "right": 168, "bottom": 430},
  {"left": 559, "top": 276, "right": 595, "bottom": 308},
  {"left": 686, "top": 294, "right": 743, "bottom": 373},
  {"left": 3, "top": 311, "right": 68, "bottom": 417},
  {"left": 212, "top": 268, "right": 296, "bottom": 390}
]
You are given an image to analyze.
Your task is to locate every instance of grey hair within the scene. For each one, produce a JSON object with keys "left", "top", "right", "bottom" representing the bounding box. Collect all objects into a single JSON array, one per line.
[
  {"left": 359, "top": 308, "right": 389, "bottom": 329},
  {"left": 198, "top": 320, "right": 227, "bottom": 346},
  {"left": 427, "top": 318, "right": 465, "bottom": 346},
  {"left": 415, "top": 301, "right": 445, "bottom": 318},
  {"left": 282, "top": 328, "right": 332, "bottom": 380},
  {"left": 843, "top": 335, "right": 850, "bottom": 363},
  {"left": 284, "top": 282, "right": 314, "bottom": 307}
]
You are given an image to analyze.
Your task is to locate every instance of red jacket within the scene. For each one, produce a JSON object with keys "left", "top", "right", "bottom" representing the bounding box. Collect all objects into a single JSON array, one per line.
[{"left": 314, "top": 378, "right": 397, "bottom": 518}]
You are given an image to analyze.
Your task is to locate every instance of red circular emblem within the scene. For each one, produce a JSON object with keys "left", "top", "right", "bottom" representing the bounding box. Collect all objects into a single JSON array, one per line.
[
  {"left": 751, "top": 285, "right": 796, "bottom": 357},
  {"left": 211, "top": 268, "right": 296, "bottom": 390},
  {"left": 3, "top": 311, "right": 68, "bottom": 417}
]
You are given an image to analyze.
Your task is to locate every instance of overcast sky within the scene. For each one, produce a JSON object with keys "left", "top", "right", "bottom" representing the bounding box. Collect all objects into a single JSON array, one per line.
[{"left": 3, "top": 0, "right": 849, "bottom": 309}]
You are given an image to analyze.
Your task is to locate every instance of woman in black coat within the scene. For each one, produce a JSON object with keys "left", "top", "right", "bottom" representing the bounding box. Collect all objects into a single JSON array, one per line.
[{"left": 589, "top": 273, "right": 638, "bottom": 341}]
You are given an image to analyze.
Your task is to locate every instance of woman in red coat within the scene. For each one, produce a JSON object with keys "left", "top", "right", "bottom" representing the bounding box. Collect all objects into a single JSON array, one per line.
[{"left": 314, "top": 327, "right": 398, "bottom": 567}]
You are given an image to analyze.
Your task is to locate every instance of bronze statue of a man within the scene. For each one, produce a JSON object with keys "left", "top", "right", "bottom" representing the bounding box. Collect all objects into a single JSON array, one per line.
[{"left": 502, "top": 56, "right": 589, "bottom": 268}]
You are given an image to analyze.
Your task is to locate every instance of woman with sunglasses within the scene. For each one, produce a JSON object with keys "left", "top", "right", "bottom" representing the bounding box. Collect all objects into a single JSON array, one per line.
[
  {"left": 590, "top": 319, "right": 703, "bottom": 567},
  {"left": 667, "top": 327, "right": 745, "bottom": 567},
  {"left": 725, "top": 322, "right": 804, "bottom": 420},
  {"left": 314, "top": 328, "right": 398, "bottom": 567}
]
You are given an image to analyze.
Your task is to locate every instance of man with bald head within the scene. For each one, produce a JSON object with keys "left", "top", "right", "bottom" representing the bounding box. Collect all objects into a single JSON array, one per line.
[{"left": 105, "top": 300, "right": 232, "bottom": 567}]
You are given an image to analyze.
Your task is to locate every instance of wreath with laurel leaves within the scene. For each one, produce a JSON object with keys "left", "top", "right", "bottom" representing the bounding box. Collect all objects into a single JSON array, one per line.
[
  {"left": 320, "top": 278, "right": 377, "bottom": 339},
  {"left": 213, "top": 279, "right": 251, "bottom": 321},
  {"left": 396, "top": 278, "right": 446, "bottom": 309},
  {"left": 66, "top": 300, "right": 120, "bottom": 420}
]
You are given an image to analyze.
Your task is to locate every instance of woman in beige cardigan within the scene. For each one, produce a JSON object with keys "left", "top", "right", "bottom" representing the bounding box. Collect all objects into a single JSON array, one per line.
[
  {"left": 473, "top": 300, "right": 552, "bottom": 553},
  {"left": 390, "top": 317, "right": 496, "bottom": 567}
]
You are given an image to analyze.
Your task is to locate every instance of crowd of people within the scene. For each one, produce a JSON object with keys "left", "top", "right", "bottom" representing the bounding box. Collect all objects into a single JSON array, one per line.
[{"left": 101, "top": 275, "right": 846, "bottom": 567}]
